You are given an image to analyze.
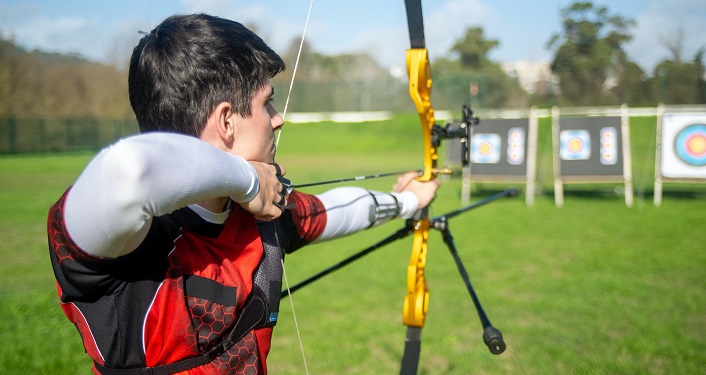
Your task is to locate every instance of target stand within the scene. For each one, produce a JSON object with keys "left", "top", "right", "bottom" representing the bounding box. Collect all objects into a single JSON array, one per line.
[
  {"left": 445, "top": 108, "right": 539, "bottom": 207},
  {"left": 654, "top": 105, "right": 706, "bottom": 206},
  {"left": 551, "top": 105, "right": 634, "bottom": 208}
]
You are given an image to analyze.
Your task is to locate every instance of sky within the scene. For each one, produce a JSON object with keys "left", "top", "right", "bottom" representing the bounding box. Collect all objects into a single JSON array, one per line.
[{"left": 1, "top": 0, "right": 705, "bottom": 74}]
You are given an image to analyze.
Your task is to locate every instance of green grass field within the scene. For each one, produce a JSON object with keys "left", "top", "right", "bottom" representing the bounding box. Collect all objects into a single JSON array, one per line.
[{"left": 1, "top": 115, "right": 704, "bottom": 374}]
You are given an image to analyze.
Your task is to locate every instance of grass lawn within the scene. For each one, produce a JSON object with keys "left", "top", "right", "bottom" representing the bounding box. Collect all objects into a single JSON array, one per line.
[{"left": 0, "top": 114, "right": 704, "bottom": 374}]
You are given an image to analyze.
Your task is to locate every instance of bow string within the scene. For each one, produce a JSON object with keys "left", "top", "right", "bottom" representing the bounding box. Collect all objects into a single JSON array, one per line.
[{"left": 277, "top": 2, "right": 510, "bottom": 374}]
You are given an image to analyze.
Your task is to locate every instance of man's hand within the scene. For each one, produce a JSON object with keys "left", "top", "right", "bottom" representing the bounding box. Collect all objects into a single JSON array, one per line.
[
  {"left": 393, "top": 171, "right": 440, "bottom": 209},
  {"left": 240, "top": 162, "right": 290, "bottom": 221}
]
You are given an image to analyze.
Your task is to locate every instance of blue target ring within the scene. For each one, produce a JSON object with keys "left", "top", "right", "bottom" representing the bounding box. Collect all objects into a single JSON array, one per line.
[{"left": 674, "top": 124, "right": 706, "bottom": 166}]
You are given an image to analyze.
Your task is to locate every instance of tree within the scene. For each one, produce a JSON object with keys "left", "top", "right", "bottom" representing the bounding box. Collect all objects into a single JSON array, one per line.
[
  {"left": 658, "top": 25, "right": 685, "bottom": 64},
  {"left": 434, "top": 27, "right": 524, "bottom": 109},
  {"left": 451, "top": 27, "right": 499, "bottom": 70},
  {"left": 652, "top": 48, "right": 706, "bottom": 104},
  {"left": 648, "top": 25, "right": 706, "bottom": 105},
  {"left": 696, "top": 48, "right": 706, "bottom": 104},
  {"left": 612, "top": 61, "right": 653, "bottom": 106},
  {"left": 272, "top": 36, "right": 392, "bottom": 112},
  {"left": 547, "top": 1, "right": 635, "bottom": 106},
  {"left": 0, "top": 34, "right": 132, "bottom": 118}
]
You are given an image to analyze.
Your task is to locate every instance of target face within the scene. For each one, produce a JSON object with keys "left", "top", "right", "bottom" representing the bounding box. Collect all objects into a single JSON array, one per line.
[
  {"left": 560, "top": 130, "right": 591, "bottom": 160},
  {"left": 661, "top": 113, "right": 706, "bottom": 179},
  {"left": 507, "top": 127, "right": 525, "bottom": 165},
  {"left": 674, "top": 124, "right": 706, "bottom": 166},
  {"left": 471, "top": 133, "right": 501, "bottom": 164},
  {"left": 600, "top": 127, "right": 618, "bottom": 165}
]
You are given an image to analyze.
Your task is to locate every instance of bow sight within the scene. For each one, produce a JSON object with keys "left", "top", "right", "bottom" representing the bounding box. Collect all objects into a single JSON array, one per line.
[{"left": 431, "top": 104, "right": 479, "bottom": 167}]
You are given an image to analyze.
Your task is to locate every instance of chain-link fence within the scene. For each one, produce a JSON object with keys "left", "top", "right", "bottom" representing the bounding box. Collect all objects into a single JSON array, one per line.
[
  {"left": 0, "top": 118, "right": 138, "bottom": 154},
  {"left": 0, "top": 74, "right": 510, "bottom": 154},
  {"left": 271, "top": 73, "right": 496, "bottom": 113}
]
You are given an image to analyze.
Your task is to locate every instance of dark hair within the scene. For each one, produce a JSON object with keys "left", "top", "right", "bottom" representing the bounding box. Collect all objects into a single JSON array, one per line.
[{"left": 128, "top": 14, "right": 285, "bottom": 136}]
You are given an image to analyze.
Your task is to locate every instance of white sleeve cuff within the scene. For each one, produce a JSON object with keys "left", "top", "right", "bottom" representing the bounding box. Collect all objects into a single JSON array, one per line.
[{"left": 390, "top": 191, "right": 419, "bottom": 219}]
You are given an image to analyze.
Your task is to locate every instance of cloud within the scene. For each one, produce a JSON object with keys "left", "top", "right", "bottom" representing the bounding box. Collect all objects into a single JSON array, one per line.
[
  {"left": 10, "top": 15, "right": 107, "bottom": 60},
  {"left": 279, "top": 0, "right": 497, "bottom": 69},
  {"left": 7, "top": 0, "right": 699, "bottom": 73},
  {"left": 353, "top": 0, "right": 497, "bottom": 68},
  {"left": 627, "top": 0, "right": 706, "bottom": 72},
  {"left": 178, "top": 0, "right": 305, "bottom": 56},
  {"left": 180, "top": 0, "right": 233, "bottom": 14},
  {"left": 426, "top": 0, "right": 495, "bottom": 60}
]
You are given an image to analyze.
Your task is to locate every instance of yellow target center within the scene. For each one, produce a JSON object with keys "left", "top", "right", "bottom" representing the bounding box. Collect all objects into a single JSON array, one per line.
[
  {"left": 687, "top": 135, "right": 706, "bottom": 154},
  {"left": 568, "top": 139, "right": 583, "bottom": 152},
  {"left": 479, "top": 143, "right": 492, "bottom": 154}
]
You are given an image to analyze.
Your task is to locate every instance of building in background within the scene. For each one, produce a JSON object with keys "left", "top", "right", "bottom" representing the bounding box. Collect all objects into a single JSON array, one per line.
[{"left": 501, "top": 60, "right": 559, "bottom": 96}]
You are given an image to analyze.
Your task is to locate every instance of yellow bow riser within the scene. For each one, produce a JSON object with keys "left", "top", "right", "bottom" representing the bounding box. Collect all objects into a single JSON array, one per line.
[
  {"left": 402, "top": 47, "right": 436, "bottom": 329},
  {"left": 405, "top": 48, "right": 438, "bottom": 182}
]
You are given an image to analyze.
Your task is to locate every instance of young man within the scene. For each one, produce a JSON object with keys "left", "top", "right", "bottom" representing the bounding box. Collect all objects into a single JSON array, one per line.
[{"left": 47, "top": 14, "right": 439, "bottom": 374}]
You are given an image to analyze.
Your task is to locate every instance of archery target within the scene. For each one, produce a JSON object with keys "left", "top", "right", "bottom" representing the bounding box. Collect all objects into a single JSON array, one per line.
[
  {"left": 507, "top": 127, "right": 525, "bottom": 165},
  {"left": 661, "top": 113, "right": 706, "bottom": 179},
  {"left": 600, "top": 127, "right": 618, "bottom": 165},
  {"left": 471, "top": 133, "right": 501, "bottom": 164},
  {"left": 675, "top": 124, "right": 706, "bottom": 166},
  {"left": 560, "top": 130, "right": 591, "bottom": 160},
  {"left": 465, "top": 118, "right": 530, "bottom": 177}
]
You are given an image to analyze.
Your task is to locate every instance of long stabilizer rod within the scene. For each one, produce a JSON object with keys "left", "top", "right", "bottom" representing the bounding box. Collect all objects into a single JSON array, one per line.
[
  {"left": 281, "top": 189, "right": 518, "bottom": 299},
  {"left": 281, "top": 226, "right": 413, "bottom": 299},
  {"left": 429, "top": 189, "right": 518, "bottom": 355}
]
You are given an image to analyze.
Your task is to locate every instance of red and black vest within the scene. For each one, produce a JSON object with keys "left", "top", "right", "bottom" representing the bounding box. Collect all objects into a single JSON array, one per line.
[{"left": 48, "top": 191, "right": 326, "bottom": 374}]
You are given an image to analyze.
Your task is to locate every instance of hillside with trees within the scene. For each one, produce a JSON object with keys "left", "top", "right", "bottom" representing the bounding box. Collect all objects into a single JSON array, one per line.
[
  {"left": 0, "top": 36, "right": 133, "bottom": 119},
  {"left": 544, "top": 1, "right": 705, "bottom": 107},
  {"left": 1, "top": 0, "right": 704, "bottom": 120}
]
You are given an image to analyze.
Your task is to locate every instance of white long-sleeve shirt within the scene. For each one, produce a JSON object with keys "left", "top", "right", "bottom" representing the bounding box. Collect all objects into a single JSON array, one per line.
[{"left": 64, "top": 132, "right": 418, "bottom": 258}]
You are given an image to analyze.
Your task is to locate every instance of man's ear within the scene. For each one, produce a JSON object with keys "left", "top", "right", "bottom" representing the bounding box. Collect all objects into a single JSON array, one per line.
[{"left": 202, "top": 102, "right": 236, "bottom": 147}]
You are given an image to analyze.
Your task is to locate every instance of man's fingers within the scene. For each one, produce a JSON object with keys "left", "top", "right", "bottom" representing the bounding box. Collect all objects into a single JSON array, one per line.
[
  {"left": 269, "top": 162, "right": 286, "bottom": 177},
  {"left": 242, "top": 161, "right": 293, "bottom": 220},
  {"left": 393, "top": 171, "right": 420, "bottom": 192},
  {"left": 273, "top": 187, "right": 294, "bottom": 210}
]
